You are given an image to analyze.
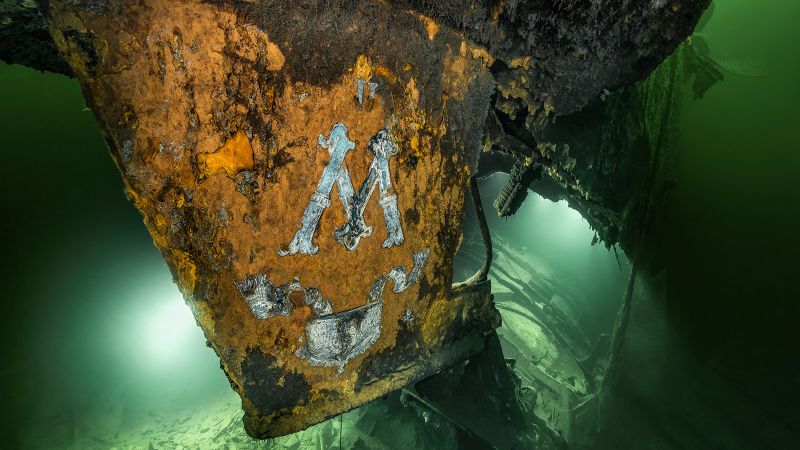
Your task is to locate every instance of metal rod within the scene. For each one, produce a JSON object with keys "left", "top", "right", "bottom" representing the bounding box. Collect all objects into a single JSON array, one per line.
[{"left": 468, "top": 175, "right": 493, "bottom": 284}]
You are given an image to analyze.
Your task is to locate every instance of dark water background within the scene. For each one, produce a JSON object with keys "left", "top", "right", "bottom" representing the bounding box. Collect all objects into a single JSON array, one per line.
[
  {"left": 658, "top": 0, "right": 799, "bottom": 430},
  {"left": 0, "top": 1, "right": 797, "bottom": 447}
]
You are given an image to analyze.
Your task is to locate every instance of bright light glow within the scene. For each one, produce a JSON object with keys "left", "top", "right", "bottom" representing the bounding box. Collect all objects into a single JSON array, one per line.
[
  {"left": 138, "top": 292, "right": 197, "bottom": 368},
  {"left": 478, "top": 174, "right": 630, "bottom": 283},
  {"left": 114, "top": 268, "right": 211, "bottom": 378}
]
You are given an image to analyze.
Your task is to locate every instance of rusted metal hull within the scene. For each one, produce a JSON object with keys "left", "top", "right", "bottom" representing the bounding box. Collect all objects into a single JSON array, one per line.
[{"left": 45, "top": 0, "right": 499, "bottom": 437}]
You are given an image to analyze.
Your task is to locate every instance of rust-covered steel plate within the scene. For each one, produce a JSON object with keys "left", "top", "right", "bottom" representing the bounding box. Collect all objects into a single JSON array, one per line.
[{"left": 46, "top": 0, "right": 500, "bottom": 437}]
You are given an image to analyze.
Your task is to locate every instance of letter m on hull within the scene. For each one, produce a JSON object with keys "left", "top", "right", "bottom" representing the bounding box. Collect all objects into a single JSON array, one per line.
[{"left": 280, "top": 122, "right": 404, "bottom": 256}]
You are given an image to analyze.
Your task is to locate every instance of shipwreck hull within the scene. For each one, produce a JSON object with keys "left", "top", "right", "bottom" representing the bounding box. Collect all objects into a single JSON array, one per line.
[{"left": 43, "top": 0, "right": 501, "bottom": 438}]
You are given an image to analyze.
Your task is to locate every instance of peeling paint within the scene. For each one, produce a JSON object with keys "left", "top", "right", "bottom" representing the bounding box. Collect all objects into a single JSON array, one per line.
[
  {"left": 355, "top": 78, "right": 367, "bottom": 105},
  {"left": 235, "top": 275, "right": 294, "bottom": 319},
  {"left": 369, "top": 248, "right": 430, "bottom": 298},
  {"left": 295, "top": 249, "right": 429, "bottom": 372},
  {"left": 280, "top": 122, "right": 355, "bottom": 256},
  {"left": 298, "top": 300, "right": 383, "bottom": 373}
]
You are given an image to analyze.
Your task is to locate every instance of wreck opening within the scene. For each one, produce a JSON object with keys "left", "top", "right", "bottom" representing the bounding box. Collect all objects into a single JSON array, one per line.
[
  {"left": 456, "top": 173, "right": 631, "bottom": 336},
  {"left": 454, "top": 172, "right": 631, "bottom": 440}
]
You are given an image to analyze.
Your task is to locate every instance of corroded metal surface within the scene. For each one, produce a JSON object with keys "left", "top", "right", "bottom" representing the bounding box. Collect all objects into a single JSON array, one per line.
[{"left": 44, "top": 0, "right": 499, "bottom": 438}]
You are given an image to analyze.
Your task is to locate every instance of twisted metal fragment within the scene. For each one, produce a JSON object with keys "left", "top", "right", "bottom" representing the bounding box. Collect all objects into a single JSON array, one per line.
[{"left": 493, "top": 158, "right": 542, "bottom": 218}]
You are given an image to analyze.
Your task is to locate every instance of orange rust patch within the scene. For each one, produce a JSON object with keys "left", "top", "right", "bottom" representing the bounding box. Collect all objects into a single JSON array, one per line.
[
  {"left": 509, "top": 55, "right": 531, "bottom": 70},
  {"left": 421, "top": 15, "right": 439, "bottom": 41},
  {"left": 171, "top": 249, "right": 198, "bottom": 296},
  {"left": 197, "top": 130, "right": 254, "bottom": 179},
  {"left": 265, "top": 41, "right": 285, "bottom": 71},
  {"left": 421, "top": 296, "right": 458, "bottom": 346},
  {"left": 353, "top": 54, "right": 373, "bottom": 79},
  {"left": 470, "top": 47, "right": 494, "bottom": 67}
]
